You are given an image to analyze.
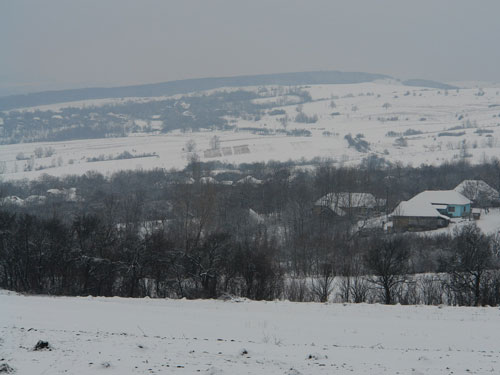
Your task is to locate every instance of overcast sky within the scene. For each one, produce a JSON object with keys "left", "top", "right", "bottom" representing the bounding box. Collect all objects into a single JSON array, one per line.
[{"left": 1, "top": 0, "right": 499, "bottom": 96}]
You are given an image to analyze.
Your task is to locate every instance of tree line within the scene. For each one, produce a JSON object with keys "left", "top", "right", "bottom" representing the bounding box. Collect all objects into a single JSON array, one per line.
[{"left": 1, "top": 158, "right": 500, "bottom": 305}]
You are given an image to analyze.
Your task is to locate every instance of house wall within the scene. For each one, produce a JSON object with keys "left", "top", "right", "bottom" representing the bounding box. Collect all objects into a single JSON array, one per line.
[
  {"left": 393, "top": 216, "right": 449, "bottom": 232},
  {"left": 447, "top": 203, "right": 471, "bottom": 217}
]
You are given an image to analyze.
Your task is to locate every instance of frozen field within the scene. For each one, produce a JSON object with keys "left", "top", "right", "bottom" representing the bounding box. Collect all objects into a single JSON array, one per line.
[
  {"left": 1, "top": 291, "right": 500, "bottom": 374},
  {"left": 2, "top": 81, "right": 500, "bottom": 180}
]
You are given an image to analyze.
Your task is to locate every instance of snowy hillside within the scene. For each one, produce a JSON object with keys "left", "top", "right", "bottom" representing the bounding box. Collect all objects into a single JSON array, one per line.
[
  {"left": 1, "top": 80, "right": 500, "bottom": 180},
  {"left": 2, "top": 291, "right": 500, "bottom": 374}
]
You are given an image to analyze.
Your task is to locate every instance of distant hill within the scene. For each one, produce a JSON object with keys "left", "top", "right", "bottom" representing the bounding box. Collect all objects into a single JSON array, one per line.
[{"left": 0, "top": 71, "right": 390, "bottom": 111}]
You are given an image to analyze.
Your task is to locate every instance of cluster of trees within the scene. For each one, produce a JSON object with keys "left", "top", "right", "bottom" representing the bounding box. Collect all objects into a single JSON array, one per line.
[
  {"left": 0, "top": 210, "right": 282, "bottom": 300},
  {"left": 1, "top": 158, "right": 500, "bottom": 305},
  {"left": 0, "top": 88, "right": 314, "bottom": 144}
]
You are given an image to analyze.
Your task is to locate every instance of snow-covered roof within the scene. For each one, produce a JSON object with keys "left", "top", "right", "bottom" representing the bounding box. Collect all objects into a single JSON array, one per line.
[
  {"left": 455, "top": 180, "right": 499, "bottom": 201},
  {"left": 47, "top": 188, "right": 63, "bottom": 196},
  {"left": 390, "top": 189, "right": 471, "bottom": 219},
  {"left": 391, "top": 200, "right": 450, "bottom": 220},
  {"left": 235, "top": 176, "right": 263, "bottom": 185},
  {"left": 315, "top": 192, "right": 383, "bottom": 211},
  {"left": 248, "top": 208, "right": 265, "bottom": 224},
  {"left": 411, "top": 190, "right": 471, "bottom": 206},
  {"left": 1, "top": 196, "right": 25, "bottom": 206}
]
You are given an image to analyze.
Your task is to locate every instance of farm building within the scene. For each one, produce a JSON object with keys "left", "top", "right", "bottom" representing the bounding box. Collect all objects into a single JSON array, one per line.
[
  {"left": 409, "top": 190, "right": 472, "bottom": 218},
  {"left": 235, "top": 175, "right": 263, "bottom": 186},
  {"left": 390, "top": 189, "right": 473, "bottom": 232},
  {"left": 391, "top": 200, "right": 450, "bottom": 231},
  {"left": 314, "top": 192, "right": 385, "bottom": 218}
]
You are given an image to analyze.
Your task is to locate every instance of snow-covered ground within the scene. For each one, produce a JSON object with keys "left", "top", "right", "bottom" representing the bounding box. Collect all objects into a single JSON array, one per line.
[
  {"left": 419, "top": 208, "right": 500, "bottom": 237},
  {"left": 2, "top": 291, "right": 500, "bottom": 374},
  {"left": 358, "top": 208, "right": 500, "bottom": 236},
  {"left": 2, "top": 81, "right": 500, "bottom": 180}
]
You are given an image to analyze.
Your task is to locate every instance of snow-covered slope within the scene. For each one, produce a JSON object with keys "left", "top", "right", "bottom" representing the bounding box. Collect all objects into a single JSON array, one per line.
[
  {"left": 2, "top": 81, "right": 500, "bottom": 180},
  {"left": 2, "top": 291, "right": 499, "bottom": 374}
]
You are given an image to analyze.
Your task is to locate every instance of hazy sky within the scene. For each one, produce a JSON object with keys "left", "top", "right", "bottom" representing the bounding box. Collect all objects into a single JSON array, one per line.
[{"left": 1, "top": 0, "right": 500, "bottom": 96}]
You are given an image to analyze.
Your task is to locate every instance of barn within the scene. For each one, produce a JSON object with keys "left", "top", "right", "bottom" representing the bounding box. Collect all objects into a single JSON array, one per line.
[{"left": 391, "top": 200, "right": 450, "bottom": 232}]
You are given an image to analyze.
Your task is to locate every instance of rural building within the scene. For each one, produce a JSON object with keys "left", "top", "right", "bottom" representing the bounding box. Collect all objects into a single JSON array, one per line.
[
  {"left": 390, "top": 189, "right": 473, "bottom": 231},
  {"left": 314, "top": 192, "right": 385, "bottom": 218},
  {"left": 235, "top": 176, "right": 263, "bottom": 185},
  {"left": 409, "top": 190, "right": 472, "bottom": 218},
  {"left": 0, "top": 196, "right": 25, "bottom": 206},
  {"left": 391, "top": 200, "right": 450, "bottom": 231},
  {"left": 472, "top": 208, "right": 481, "bottom": 220}
]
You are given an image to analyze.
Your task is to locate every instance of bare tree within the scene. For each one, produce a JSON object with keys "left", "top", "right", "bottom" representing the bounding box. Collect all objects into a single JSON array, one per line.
[
  {"left": 209, "top": 135, "right": 220, "bottom": 150},
  {"left": 311, "top": 260, "right": 335, "bottom": 302},
  {"left": 185, "top": 139, "right": 197, "bottom": 152},
  {"left": 447, "top": 224, "right": 493, "bottom": 306},
  {"left": 364, "top": 235, "right": 410, "bottom": 304}
]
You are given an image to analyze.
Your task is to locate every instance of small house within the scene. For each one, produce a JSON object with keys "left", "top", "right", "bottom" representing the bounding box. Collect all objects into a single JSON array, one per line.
[
  {"left": 314, "top": 192, "right": 385, "bottom": 218},
  {"left": 409, "top": 190, "right": 471, "bottom": 218},
  {"left": 235, "top": 176, "right": 263, "bottom": 186},
  {"left": 391, "top": 200, "right": 450, "bottom": 231},
  {"left": 0, "top": 196, "right": 25, "bottom": 206}
]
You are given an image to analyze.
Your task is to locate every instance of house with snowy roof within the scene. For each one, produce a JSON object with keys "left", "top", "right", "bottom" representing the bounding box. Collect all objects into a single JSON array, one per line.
[
  {"left": 391, "top": 200, "right": 450, "bottom": 231},
  {"left": 0, "top": 196, "right": 25, "bottom": 206},
  {"left": 390, "top": 190, "right": 471, "bottom": 231},
  {"left": 409, "top": 190, "right": 472, "bottom": 218},
  {"left": 235, "top": 176, "right": 263, "bottom": 186},
  {"left": 314, "top": 192, "right": 385, "bottom": 218}
]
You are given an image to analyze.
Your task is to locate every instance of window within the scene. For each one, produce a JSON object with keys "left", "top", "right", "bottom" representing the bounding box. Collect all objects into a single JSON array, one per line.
[{"left": 448, "top": 206, "right": 455, "bottom": 213}]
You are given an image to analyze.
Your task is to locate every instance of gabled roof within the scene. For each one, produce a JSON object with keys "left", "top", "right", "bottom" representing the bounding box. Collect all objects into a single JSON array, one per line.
[
  {"left": 1, "top": 196, "right": 25, "bottom": 206},
  {"left": 248, "top": 208, "right": 265, "bottom": 224},
  {"left": 410, "top": 190, "right": 471, "bottom": 206},
  {"left": 315, "top": 192, "right": 384, "bottom": 216},
  {"left": 390, "top": 189, "right": 471, "bottom": 219},
  {"left": 235, "top": 176, "right": 263, "bottom": 185},
  {"left": 390, "top": 200, "right": 450, "bottom": 220}
]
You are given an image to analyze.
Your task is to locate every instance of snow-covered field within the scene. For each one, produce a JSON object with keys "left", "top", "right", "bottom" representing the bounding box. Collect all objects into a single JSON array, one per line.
[
  {"left": 2, "top": 81, "right": 500, "bottom": 180},
  {"left": 2, "top": 291, "right": 500, "bottom": 374}
]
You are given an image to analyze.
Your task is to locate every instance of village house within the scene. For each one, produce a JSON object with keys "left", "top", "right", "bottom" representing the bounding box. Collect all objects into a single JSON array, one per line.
[
  {"left": 390, "top": 190, "right": 472, "bottom": 231},
  {"left": 409, "top": 190, "right": 472, "bottom": 218},
  {"left": 314, "top": 192, "right": 385, "bottom": 218},
  {"left": 391, "top": 200, "right": 450, "bottom": 232}
]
